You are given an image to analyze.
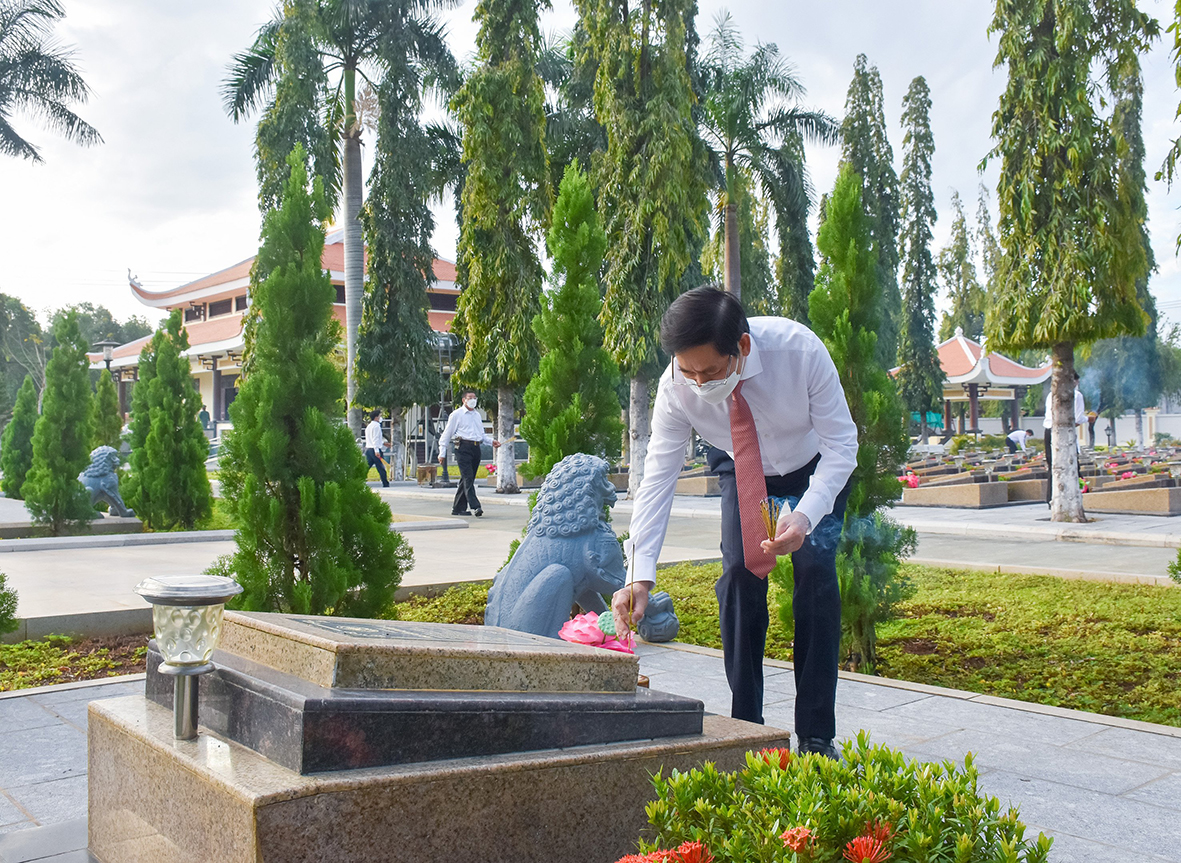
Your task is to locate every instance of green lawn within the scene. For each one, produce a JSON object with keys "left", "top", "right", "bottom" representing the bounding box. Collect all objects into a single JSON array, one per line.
[{"left": 386, "top": 562, "right": 1181, "bottom": 728}]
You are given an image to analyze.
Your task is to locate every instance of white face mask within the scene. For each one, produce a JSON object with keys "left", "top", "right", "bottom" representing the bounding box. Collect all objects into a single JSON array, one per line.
[
  {"left": 684, "top": 356, "right": 742, "bottom": 405},
  {"left": 464, "top": 398, "right": 477, "bottom": 410}
]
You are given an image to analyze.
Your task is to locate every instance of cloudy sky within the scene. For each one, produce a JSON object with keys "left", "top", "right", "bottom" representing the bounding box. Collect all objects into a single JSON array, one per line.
[{"left": 2, "top": 0, "right": 1180, "bottom": 332}]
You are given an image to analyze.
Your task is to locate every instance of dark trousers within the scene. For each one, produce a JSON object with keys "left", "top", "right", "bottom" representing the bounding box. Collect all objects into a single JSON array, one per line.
[
  {"left": 1006, "top": 439, "right": 1018, "bottom": 454},
  {"left": 364, "top": 448, "right": 388, "bottom": 486},
  {"left": 451, "top": 440, "right": 482, "bottom": 514},
  {"left": 708, "top": 448, "right": 849, "bottom": 741}
]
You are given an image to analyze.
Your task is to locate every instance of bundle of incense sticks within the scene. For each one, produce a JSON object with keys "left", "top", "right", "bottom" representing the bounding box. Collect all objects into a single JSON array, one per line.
[{"left": 759, "top": 496, "right": 782, "bottom": 541}]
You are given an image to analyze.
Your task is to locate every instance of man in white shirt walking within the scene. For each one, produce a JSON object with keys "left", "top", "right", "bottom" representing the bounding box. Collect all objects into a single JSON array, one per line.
[
  {"left": 611, "top": 287, "right": 858, "bottom": 759},
  {"left": 438, "top": 391, "right": 499, "bottom": 517},
  {"left": 364, "top": 410, "right": 389, "bottom": 488}
]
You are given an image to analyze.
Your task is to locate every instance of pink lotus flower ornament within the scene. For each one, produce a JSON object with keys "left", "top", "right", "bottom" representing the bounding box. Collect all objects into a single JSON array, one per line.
[{"left": 558, "top": 611, "right": 634, "bottom": 653}]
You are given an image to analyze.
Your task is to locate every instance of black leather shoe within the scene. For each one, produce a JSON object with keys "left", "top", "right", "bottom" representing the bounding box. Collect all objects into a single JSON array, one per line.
[
  {"left": 451, "top": 510, "right": 472, "bottom": 517},
  {"left": 796, "top": 737, "right": 840, "bottom": 760},
  {"left": 474, "top": 509, "right": 484, "bottom": 517}
]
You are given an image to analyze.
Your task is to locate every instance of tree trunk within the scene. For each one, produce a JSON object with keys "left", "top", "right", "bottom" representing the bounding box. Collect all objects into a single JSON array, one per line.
[
  {"left": 389, "top": 406, "right": 406, "bottom": 483},
  {"left": 496, "top": 386, "right": 518, "bottom": 494},
  {"left": 343, "top": 68, "right": 364, "bottom": 439},
  {"left": 628, "top": 375, "right": 651, "bottom": 499},
  {"left": 1135, "top": 409, "right": 1144, "bottom": 449},
  {"left": 1049, "top": 342, "right": 1085, "bottom": 522},
  {"left": 723, "top": 202, "right": 741, "bottom": 299},
  {"left": 620, "top": 406, "right": 629, "bottom": 468}
]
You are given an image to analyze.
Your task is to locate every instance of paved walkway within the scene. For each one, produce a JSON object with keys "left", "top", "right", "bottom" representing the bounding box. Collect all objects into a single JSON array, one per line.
[
  {"left": 3, "top": 489, "right": 1177, "bottom": 624},
  {"left": 1, "top": 645, "right": 1179, "bottom": 862}
]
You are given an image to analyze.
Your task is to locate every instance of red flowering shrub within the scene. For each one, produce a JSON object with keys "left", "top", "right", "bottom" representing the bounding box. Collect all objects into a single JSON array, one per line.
[
  {"left": 757, "top": 747, "right": 791, "bottom": 769},
  {"left": 615, "top": 735, "right": 1053, "bottom": 863}
]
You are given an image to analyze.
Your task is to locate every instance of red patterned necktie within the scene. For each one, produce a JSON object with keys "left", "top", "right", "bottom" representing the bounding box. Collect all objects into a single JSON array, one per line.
[{"left": 729, "top": 380, "right": 773, "bottom": 578}]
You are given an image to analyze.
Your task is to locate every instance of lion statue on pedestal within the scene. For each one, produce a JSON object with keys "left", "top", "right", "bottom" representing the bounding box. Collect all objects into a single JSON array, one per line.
[
  {"left": 485, "top": 453, "right": 679, "bottom": 643},
  {"left": 78, "top": 446, "right": 135, "bottom": 518}
]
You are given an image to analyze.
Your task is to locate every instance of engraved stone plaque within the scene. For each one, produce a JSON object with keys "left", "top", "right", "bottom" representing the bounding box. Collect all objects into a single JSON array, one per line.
[{"left": 218, "top": 611, "right": 638, "bottom": 693}]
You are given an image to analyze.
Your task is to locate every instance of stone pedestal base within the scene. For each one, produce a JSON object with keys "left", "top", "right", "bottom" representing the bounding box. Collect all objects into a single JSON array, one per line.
[{"left": 89, "top": 696, "right": 789, "bottom": 863}]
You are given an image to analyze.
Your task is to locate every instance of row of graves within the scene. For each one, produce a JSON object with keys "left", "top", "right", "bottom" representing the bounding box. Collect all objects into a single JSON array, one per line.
[{"left": 899, "top": 446, "right": 1181, "bottom": 514}]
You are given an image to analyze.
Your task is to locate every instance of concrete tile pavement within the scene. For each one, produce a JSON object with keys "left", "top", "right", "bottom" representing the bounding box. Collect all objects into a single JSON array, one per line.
[{"left": 3, "top": 647, "right": 1180, "bottom": 861}]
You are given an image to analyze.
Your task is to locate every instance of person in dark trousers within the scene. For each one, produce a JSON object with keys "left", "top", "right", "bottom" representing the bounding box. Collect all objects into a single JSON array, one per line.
[
  {"left": 611, "top": 287, "right": 858, "bottom": 759},
  {"left": 363, "top": 410, "right": 389, "bottom": 487},
  {"left": 1006, "top": 428, "right": 1033, "bottom": 453},
  {"left": 438, "top": 391, "right": 499, "bottom": 517}
]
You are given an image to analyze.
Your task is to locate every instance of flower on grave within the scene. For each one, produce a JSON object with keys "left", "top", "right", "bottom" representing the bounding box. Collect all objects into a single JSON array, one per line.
[
  {"left": 1121, "top": 471, "right": 1135, "bottom": 480},
  {"left": 558, "top": 611, "right": 634, "bottom": 653},
  {"left": 487, "top": 464, "right": 497, "bottom": 474},
  {"left": 758, "top": 747, "right": 792, "bottom": 769},
  {"left": 781, "top": 825, "right": 814, "bottom": 854}
]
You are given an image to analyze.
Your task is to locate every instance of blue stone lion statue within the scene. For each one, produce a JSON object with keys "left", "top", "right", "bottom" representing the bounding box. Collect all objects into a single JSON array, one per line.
[
  {"left": 78, "top": 446, "right": 135, "bottom": 518},
  {"left": 485, "top": 453, "right": 679, "bottom": 642}
]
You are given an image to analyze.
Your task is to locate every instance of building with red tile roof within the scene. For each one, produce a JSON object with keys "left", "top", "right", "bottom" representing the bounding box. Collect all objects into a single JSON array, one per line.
[{"left": 91, "top": 229, "right": 459, "bottom": 432}]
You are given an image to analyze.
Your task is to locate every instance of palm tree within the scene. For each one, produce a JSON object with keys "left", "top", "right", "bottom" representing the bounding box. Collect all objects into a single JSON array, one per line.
[
  {"left": 697, "top": 12, "right": 838, "bottom": 301},
  {"left": 0, "top": 0, "right": 101, "bottom": 162},
  {"left": 223, "top": 0, "right": 455, "bottom": 437}
]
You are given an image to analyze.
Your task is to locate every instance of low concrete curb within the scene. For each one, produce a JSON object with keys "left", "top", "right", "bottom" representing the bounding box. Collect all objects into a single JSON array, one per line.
[{"left": 0, "top": 517, "right": 465, "bottom": 555}]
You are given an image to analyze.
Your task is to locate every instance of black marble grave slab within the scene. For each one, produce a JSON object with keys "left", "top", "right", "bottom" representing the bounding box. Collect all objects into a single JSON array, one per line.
[{"left": 145, "top": 645, "right": 703, "bottom": 774}]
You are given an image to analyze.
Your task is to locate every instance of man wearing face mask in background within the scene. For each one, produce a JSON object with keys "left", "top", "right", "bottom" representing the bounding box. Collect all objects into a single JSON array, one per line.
[
  {"left": 438, "top": 390, "right": 500, "bottom": 517},
  {"left": 612, "top": 286, "right": 858, "bottom": 759}
]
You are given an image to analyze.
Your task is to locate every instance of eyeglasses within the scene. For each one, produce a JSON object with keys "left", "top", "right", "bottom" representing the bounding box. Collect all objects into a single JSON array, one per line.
[{"left": 669, "top": 354, "right": 741, "bottom": 388}]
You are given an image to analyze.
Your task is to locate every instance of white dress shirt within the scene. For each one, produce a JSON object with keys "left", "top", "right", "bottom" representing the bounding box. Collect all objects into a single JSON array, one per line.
[
  {"left": 1006, "top": 429, "right": 1029, "bottom": 451},
  {"left": 1042, "top": 388, "right": 1086, "bottom": 430},
  {"left": 625, "top": 317, "right": 859, "bottom": 585},
  {"left": 438, "top": 406, "right": 493, "bottom": 458},
  {"left": 364, "top": 419, "right": 384, "bottom": 451}
]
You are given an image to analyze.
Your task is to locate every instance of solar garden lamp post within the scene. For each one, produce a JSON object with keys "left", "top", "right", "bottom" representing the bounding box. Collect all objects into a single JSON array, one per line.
[
  {"left": 93, "top": 339, "right": 120, "bottom": 371},
  {"left": 133, "top": 575, "right": 242, "bottom": 740}
]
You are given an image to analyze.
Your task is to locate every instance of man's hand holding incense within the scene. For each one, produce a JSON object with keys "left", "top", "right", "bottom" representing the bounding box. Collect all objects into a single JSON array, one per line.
[
  {"left": 611, "top": 582, "right": 650, "bottom": 639},
  {"left": 761, "top": 510, "right": 810, "bottom": 557}
]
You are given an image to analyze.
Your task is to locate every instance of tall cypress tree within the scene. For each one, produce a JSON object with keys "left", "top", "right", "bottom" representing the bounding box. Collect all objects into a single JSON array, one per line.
[
  {"left": 450, "top": 0, "right": 551, "bottom": 495},
  {"left": 135, "top": 311, "right": 211, "bottom": 530},
  {"left": 577, "top": 0, "right": 708, "bottom": 497},
  {"left": 938, "top": 192, "right": 985, "bottom": 341},
  {"left": 122, "top": 334, "right": 159, "bottom": 516},
  {"left": 23, "top": 313, "right": 95, "bottom": 534},
  {"left": 986, "top": 0, "right": 1155, "bottom": 522},
  {"left": 356, "top": 61, "right": 450, "bottom": 481},
  {"left": 216, "top": 146, "right": 411, "bottom": 616},
  {"left": 840, "top": 54, "right": 901, "bottom": 368},
  {"left": 0, "top": 374, "right": 37, "bottom": 499},
  {"left": 773, "top": 133, "right": 817, "bottom": 325},
  {"left": 91, "top": 369, "right": 122, "bottom": 450},
  {"left": 894, "top": 76, "right": 942, "bottom": 437},
  {"left": 808, "top": 165, "right": 912, "bottom": 672},
  {"left": 520, "top": 162, "right": 622, "bottom": 478}
]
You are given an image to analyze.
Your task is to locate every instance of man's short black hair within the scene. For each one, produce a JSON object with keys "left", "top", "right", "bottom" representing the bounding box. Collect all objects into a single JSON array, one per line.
[
  {"left": 369, "top": 409, "right": 382, "bottom": 421},
  {"left": 463, "top": 390, "right": 477, "bottom": 399},
  {"left": 660, "top": 285, "right": 749, "bottom": 357}
]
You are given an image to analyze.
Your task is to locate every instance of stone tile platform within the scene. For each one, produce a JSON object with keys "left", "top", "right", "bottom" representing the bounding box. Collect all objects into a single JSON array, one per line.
[{"left": 3, "top": 643, "right": 1180, "bottom": 862}]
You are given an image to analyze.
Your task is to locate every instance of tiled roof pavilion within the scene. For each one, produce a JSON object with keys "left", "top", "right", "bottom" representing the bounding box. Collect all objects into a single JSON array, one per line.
[
  {"left": 91, "top": 229, "right": 459, "bottom": 427},
  {"left": 935, "top": 327, "right": 1051, "bottom": 433}
]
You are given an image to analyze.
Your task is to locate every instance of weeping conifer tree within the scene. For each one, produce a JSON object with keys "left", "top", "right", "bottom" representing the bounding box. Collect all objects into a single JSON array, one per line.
[
  {"left": 91, "top": 368, "right": 122, "bottom": 450},
  {"left": 23, "top": 313, "right": 95, "bottom": 534},
  {"left": 520, "top": 161, "right": 622, "bottom": 478},
  {"left": 215, "top": 146, "right": 411, "bottom": 616},
  {"left": 0, "top": 375, "right": 37, "bottom": 499},
  {"left": 135, "top": 311, "right": 211, "bottom": 530}
]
